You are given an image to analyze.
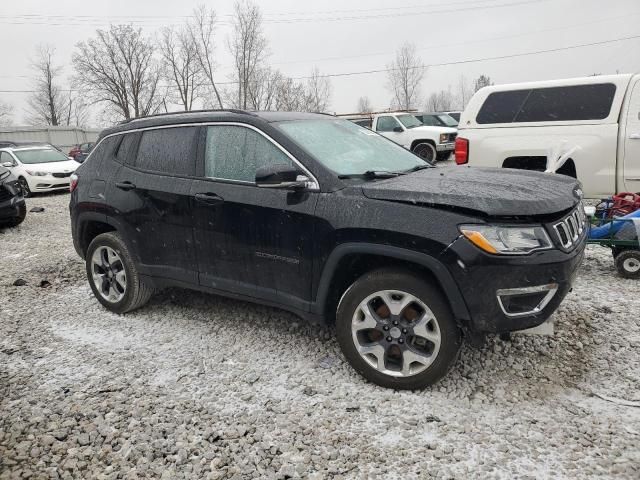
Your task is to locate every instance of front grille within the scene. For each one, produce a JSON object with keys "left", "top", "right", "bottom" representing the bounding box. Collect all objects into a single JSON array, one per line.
[
  {"left": 0, "top": 186, "right": 11, "bottom": 202},
  {"left": 52, "top": 172, "right": 72, "bottom": 178},
  {"left": 552, "top": 206, "right": 586, "bottom": 251}
]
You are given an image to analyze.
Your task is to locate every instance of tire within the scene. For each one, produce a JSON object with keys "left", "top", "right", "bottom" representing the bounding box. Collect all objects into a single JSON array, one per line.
[
  {"left": 615, "top": 250, "right": 640, "bottom": 279},
  {"left": 18, "top": 177, "right": 31, "bottom": 197},
  {"left": 436, "top": 151, "right": 452, "bottom": 162},
  {"left": 2, "top": 202, "right": 26, "bottom": 227},
  {"left": 86, "top": 232, "right": 154, "bottom": 313},
  {"left": 336, "top": 268, "right": 462, "bottom": 390},
  {"left": 412, "top": 142, "right": 437, "bottom": 163}
]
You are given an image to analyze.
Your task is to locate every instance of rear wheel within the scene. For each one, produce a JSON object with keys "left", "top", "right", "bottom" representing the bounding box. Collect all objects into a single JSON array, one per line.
[
  {"left": 412, "top": 143, "right": 437, "bottom": 163},
  {"left": 615, "top": 250, "right": 640, "bottom": 279},
  {"left": 86, "top": 232, "right": 154, "bottom": 313},
  {"left": 336, "top": 269, "right": 462, "bottom": 390}
]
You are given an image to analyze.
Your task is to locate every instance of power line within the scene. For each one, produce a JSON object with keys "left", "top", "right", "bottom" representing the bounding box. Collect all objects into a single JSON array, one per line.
[{"left": 0, "top": 34, "right": 637, "bottom": 94}]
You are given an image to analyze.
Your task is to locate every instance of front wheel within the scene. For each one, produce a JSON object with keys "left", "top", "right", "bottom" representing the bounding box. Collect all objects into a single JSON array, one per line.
[
  {"left": 336, "top": 269, "right": 462, "bottom": 390},
  {"left": 412, "top": 142, "right": 437, "bottom": 163},
  {"left": 86, "top": 232, "right": 154, "bottom": 313},
  {"left": 18, "top": 177, "right": 31, "bottom": 197},
  {"left": 615, "top": 250, "right": 640, "bottom": 279}
]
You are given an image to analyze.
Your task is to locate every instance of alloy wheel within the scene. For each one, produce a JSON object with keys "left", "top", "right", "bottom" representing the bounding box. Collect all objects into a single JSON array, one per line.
[
  {"left": 413, "top": 144, "right": 436, "bottom": 162},
  {"left": 19, "top": 178, "right": 31, "bottom": 197},
  {"left": 91, "top": 246, "right": 127, "bottom": 303},
  {"left": 351, "top": 290, "right": 441, "bottom": 377}
]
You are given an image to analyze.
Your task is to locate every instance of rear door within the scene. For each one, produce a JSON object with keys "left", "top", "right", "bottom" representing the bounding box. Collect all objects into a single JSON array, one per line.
[
  {"left": 623, "top": 78, "right": 640, "bottom": 193},
  {"left": 109, "top": 126, "right": 199, "bottom": 284},
  {"left": 191, "top": 124, "right": 318, "bottom": 310}
]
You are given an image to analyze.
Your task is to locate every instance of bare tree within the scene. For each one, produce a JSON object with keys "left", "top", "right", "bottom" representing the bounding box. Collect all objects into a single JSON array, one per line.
[
  {"left": 387, "top": 42, "right": 424, "bottom": 110},
  {"left": 73, "top": 25, "right": 164, "bottom": 121},
  {"left": 247, "top": 67, "right": 281, "bottom": 110},
  {"left": 274, "top": 76, "right": 307, "bottom": 111},
  {"left": 229, "top": 0, "right": 268, "bottom": 109},
  {"left": 0, "top": 100, "right": 13, "bottom": 126},
  {"left": 27, "top": 45, "right": 67, "bottom": 126},
  {"left": 305, "top": 67, "right": 331, "bottom": 112},
  {"left": 456, "top": 74, "right": 473, "bottom": 110},
  {"left": 473, "top": 74, "right": 493, "bottom": 92},
  {"left": 188, "top": 5, "right": 224, "bottom": 108},
  {"left": 357, "top": 96, "right": 372, "bottom": 113},
  {"left": 160, "top": 25, "right": 202, "bottom": 111}
]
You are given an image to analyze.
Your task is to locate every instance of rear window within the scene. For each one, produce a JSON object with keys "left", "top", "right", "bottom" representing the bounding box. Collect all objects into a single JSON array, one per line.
[
  {"left": 135, "top": 127, "right": 198, "bottom": 176},
  {"left": 116, "top": 134, "right": 138, "bottom": 163},
  {"left": 476, "top": 83, "right": 617, "bottom": 124}
]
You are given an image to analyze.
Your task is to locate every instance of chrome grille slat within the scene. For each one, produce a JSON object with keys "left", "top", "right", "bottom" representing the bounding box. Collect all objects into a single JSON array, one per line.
[{"left": 552, "top": 205, "right": 586, "bottom": 251}]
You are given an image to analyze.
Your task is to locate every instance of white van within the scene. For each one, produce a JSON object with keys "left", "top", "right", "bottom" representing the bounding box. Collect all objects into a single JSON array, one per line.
[{"left": 455, "top": 74, "right": 640, "bottom": 198}]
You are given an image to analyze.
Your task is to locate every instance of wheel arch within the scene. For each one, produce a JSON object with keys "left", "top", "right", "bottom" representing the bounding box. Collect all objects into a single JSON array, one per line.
[
  {"left": 75, "top": 212, "right": 121, "bottom": 259},
  {"left": 313, "top": 243, "right": 470, "bottom": 324},
  {"left": 410, "top": 139, "right": 436, "bottom": 151}
]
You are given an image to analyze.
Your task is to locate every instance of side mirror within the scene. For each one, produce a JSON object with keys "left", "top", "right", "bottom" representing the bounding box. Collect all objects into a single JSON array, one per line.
[
  {"left": 256, "top": 164, "right": 310, "bottom": 190},
  {"left": 1, "top": 161, "right": 14, "bottom": 168},
  {"left": 393, "top": 126, "right": 404, "bottom": 133}
]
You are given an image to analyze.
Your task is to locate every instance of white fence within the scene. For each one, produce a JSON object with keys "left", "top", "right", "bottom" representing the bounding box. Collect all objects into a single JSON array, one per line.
[{"left": 0, "top": 126, "right": 102, "bottom": 153}]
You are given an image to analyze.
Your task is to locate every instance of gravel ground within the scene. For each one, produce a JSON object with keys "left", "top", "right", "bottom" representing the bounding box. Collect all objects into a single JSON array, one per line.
[{"left": 1, "top": 192, "right": 639, "bottom": 480}]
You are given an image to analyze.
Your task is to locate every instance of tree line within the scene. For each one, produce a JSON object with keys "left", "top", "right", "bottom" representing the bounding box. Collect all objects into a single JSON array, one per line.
[{"left": 0, "top": 1, "right": 495, "bottom": 127}]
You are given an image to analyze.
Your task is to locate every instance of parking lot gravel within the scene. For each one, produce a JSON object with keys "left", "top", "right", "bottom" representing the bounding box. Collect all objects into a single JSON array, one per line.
[{"left": 1, "top": 192, "right": 639, "bottom": 479}]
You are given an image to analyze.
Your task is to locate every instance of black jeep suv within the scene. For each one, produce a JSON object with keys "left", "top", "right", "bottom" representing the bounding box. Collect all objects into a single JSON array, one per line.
[
  {"left": 0, "top": 164, "right": 26, "bottom": 227},
  {"left": 69, "top": 110, "right": 586, "bottom": 389}
]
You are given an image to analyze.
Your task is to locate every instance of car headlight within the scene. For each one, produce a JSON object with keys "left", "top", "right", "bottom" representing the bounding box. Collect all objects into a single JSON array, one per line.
[
  {"left": 25, "top": 170, "right": 48, "bottom": 176},
  {"left": 439, "top": 133, "right": 449, "bottom": 143},
  {"left": 459, "top": 224, "right": 552, "bottom": 255}
]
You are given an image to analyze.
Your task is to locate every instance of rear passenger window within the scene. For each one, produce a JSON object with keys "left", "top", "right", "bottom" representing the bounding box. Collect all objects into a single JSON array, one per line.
[
  {"left": 116, "top": 133, "right": 138, "bottom": 164},
  {"left": 135, "top": 127, "right": 198, "bottom": 176},
  {"left": 90, "top": 137, "right": 119, "bottom": 164},
  {"left": 204, "top": 126, "right": 293, "bottom": 183},
  {"left": 477, "top": 83, "right": 617, "bottom": 124}
]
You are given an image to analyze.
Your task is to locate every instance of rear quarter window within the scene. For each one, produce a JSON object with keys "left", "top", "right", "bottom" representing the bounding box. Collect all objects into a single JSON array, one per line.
[
  {"left": 135, "top": 127, "right": 199, "bottom": 176},
  {"left": 476, "top": 83, "right": 617, "bottom": 124}
]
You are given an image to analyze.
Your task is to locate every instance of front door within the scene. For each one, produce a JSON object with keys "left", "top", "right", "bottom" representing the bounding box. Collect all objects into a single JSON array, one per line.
[
  {"left": 109, "top": 127, "right": 200, "bottom": 284},
  {"left": 191, "top": 124, "right": 318, "bottom": 310},
  {"left": 623, "top": 78, "right": 640, "bottom": 193},
  {"left": 376, "top": 116, "right": 407, "bottom": 147}
]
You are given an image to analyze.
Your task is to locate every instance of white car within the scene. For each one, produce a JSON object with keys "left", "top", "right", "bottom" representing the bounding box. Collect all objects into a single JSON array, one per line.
[
  {"left": 455, "top": 73, "right": 640, "bottom": 198},
  {"left": 0, "top": 146, "right": 79, "bottom": 197}
]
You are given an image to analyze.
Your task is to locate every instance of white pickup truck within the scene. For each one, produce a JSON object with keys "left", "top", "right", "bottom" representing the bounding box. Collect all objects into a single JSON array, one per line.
[
  {"left": 455, "top": 74, "right": 640, "bottom": 198},
  {"left": 350, "top": 113, "right": 457, "bottom": 162}
]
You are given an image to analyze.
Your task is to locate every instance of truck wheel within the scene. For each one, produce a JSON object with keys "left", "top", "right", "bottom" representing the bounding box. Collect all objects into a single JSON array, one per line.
[
  {"left": 3, "top": 202, "right": 27, "bottom": 227},
  {"left": 336, "top": 268, "right": 462, "bottom": 390},
  {"left": 615, "top": 250, "right": 640, "bottom": 279},
  {"left": 86, "top": 232, "right": 155, "bottom": 313},
  {"left": 412, "top": 143, "right": 436, "bottom": 163}
]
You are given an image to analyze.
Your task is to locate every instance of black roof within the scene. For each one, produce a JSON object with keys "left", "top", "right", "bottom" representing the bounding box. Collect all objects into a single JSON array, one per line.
[{"left": 100, "top": 110, "right": 333, "bottom": 138}]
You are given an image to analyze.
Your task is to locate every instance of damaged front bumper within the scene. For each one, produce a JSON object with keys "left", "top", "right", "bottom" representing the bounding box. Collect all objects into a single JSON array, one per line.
[{"left": 445, "top": 235, "right": 586, "bottom": 334}]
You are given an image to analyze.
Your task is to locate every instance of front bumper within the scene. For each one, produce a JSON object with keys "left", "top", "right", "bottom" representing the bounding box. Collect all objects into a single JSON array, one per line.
[
  {"left": 26, "top": 175, "right": 72, "bottom": 193},
  {"left": 436, "top": 142, "right": 455, "bottom": 152},
  {"left": 447, "top": 236, "right": 586, "bottom": 333}
]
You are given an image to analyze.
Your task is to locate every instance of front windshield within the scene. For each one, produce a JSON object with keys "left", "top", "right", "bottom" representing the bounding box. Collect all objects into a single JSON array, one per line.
[
  {"left": 396, "top": 114, "right": 422, "bottom": 129},
  {"left": 436, "top": 114, "right": 458, "bottom": 127},
  {"left": 14, "top": 148, "right": 70, "bottom": 164},
  {"left": 277, "top": 119, "right": 429, "bottom": 176}
]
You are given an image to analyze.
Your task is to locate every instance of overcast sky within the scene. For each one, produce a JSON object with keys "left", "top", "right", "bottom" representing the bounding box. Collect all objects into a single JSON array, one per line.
[{"left": 1, "top": 0, "right": 639, "bottom": 126}]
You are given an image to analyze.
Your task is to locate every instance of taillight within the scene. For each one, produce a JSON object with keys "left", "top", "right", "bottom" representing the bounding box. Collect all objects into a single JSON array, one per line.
[
  {"left": 455, "top": 137, "right": 469, "bottom": 165},
  {"left": 70, "top": 173, "right": 79, "bottom": 193}
]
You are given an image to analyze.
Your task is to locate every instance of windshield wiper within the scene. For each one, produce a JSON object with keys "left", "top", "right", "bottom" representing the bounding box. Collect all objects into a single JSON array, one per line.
[
  {"left": 338, "top": 170, "right": 403, "bottom": 180},
  {"left": 403, "top": 164, "right": 433, "bottom": 173}
]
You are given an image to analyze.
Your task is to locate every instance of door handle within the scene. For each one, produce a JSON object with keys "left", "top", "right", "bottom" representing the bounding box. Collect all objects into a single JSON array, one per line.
[
  {"left": 194, "top": 192, "right": 224, "bottom": 205},
  {"left": 115, "top": 181, "right": 136, "bottom": 191},
  {"left": 630, "top": 133, "right": 640, "bottom": 140}
]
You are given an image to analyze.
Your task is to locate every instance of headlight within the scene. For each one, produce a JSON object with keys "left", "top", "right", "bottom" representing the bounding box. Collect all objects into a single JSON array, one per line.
[
  {"left": 439, "top": 133, "right": 449, "bottom": 143},
  {"left": 460, "top": 224, "right": 552, "bottom": 255},
  {"left": 25, "top": 170, "right": 48, "bottom": 176}
]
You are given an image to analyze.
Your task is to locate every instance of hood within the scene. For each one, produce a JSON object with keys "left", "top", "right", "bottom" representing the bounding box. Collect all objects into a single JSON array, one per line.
[
  {"left": 412, "top": 125, "right": 457, "bottom": 134},
  {"left": 361, "top": 167, "right": 581, "bottom": 217},
  {"left": 22, "top": 160, "right": 78, "bottom": 173}
]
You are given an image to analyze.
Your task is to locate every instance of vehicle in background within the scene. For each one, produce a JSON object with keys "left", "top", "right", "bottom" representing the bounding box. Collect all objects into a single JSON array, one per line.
[
  {"left": 0, "top": 140, "right": 65, "bottom": 154},
  {"left": 70, "top": 110, "right": 585, "bottom": 390},
  {"left": 414, "top": 112, "right": 459, "bottom": 128},
  {"left": 0, "top": 146, "right": 79, "bottom": 197},
  {"left": 441, "top": 111, "right": 462, "bottom": 122},
  {"left": 343, "top": 112, "right": 457, "bottom": 162},
  {"left": 69, "top": 142, "right": 95, "bottom": 160},
  {"left": 0, "top": 164, "right": 26, "bottom": 227},
  {"left": 455, "top": 74, "right": 640, "bottom": 198}
]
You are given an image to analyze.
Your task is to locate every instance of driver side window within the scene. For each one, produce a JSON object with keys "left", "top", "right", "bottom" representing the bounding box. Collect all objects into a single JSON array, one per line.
[
  {"left": 205, "top": 125, "right": 294, "bottom": 183},
  {"left": 376, "top": 116, "right": 401, "bottom": 133},
  {"left": 0, "top": 151, "right": 15, "bottom": 165}
]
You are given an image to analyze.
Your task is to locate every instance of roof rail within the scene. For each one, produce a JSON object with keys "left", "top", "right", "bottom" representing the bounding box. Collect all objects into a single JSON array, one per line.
[{"left": 119, "top": 108, "right": 257, "bottom": 125}]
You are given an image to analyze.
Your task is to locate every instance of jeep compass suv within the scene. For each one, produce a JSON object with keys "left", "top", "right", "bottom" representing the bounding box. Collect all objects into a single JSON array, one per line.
[{"left": 69, "top": 110, "right": 586, "bottom": 390}]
